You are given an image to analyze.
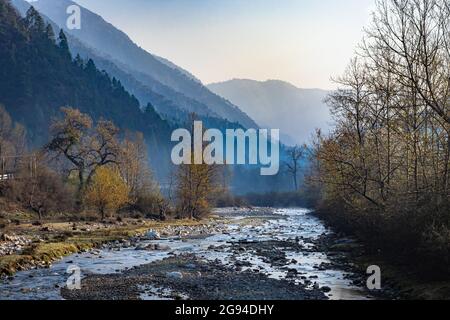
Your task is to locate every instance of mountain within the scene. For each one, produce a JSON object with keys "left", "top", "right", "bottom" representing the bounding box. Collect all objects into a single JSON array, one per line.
[
  {"left": 208, "top": 79, "right": 332, "bottom": 145},
  {"left": 16, "top": 0, "right": 258, "bottom": 129},
  {"left": 0, "top": 0, "right": 173, "bottom": 179},
  {"left": 3, "top": 0, "right": 296, "bottom": 194},
  {"left": 153, "top": 54, "right": 202, "bottom": 84}
]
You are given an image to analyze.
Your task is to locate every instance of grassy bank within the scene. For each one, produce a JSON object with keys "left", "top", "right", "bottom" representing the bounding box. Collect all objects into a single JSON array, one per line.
[{"left": 0, "top": 218, "right": 205, "bottom": 277}]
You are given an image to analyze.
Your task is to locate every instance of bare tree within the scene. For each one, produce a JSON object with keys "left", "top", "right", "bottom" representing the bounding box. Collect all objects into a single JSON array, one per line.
[
  {"left": 311, "top": 0, "right": 450, "bottom": 270},
  {"left": 285, "top": 145, "right": 304, "bottom": 191},
  {"left": 362, "top": 0, "right": 450, "bottom": 124},
  {"left": 46, "top": 107, "right": 120, "bottom": 201}
]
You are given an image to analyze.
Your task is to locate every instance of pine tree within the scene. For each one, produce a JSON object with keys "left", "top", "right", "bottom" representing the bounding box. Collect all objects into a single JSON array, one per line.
[
  {"left": 85, "top": 58, "right": 96, "bottom": 73},
  {"left": 58, "top": 29, "right": 71, "bottom": 59},
  {"left": 24, "top": 6, "right": 44, "bottom": 34},
  {"left": 74, "top": 54, "right": 84, "bottom": 67},
  {"left": 45, "top": 24, "right": 55, "bottom": 43}
]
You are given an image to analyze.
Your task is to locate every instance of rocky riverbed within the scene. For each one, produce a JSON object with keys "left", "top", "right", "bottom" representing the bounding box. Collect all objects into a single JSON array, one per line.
[
  {"left": 62, "top": 254, "right": 328, "bottom": 300},
  {"left": 0, "top": 234, "right": 34, "bottom": 256},
  {"left": 0, "top": 208, "right": 378, "bottom": 300}
]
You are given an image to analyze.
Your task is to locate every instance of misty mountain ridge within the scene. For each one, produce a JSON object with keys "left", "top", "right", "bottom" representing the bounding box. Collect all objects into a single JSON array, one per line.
[
  {"left": 208, "top": 79, "right": 332, "bottom": 145},
  {"left": 18, "top": 0, "right": 258, "bottom": 129}
]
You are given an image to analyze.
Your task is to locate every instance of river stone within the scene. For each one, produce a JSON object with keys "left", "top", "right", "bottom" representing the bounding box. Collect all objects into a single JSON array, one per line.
[
  {"left": 154, "top": 244, "right": 171, "bottom": 251},
  {"left": 321, "top": 286, "right": 332, "bottom": 293},
  {"left": 145, "top": 230, "right": 160, "bottom": 240},
  {"left": 136, "top": 243, "right": 171, "bottom": 251},
  {"left": 166, "top": 272, "right": 183, "bottom": 280},
  {"left": 135, "top": 244, "right": 147, "bottom": 251},
  {"left": 1, "top": 234, "right": 12, "bottom": 241}
]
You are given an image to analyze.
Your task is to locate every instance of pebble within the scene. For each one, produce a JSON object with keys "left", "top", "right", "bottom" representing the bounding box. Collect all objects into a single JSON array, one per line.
[
  {"left": 0, "top": 234, "right": 33, "bottom": 256},
  {"left": 166, "top": 272, "right": 183, "bottom": 280}
]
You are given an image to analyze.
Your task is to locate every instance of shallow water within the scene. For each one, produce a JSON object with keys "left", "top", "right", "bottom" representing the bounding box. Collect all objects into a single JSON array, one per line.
[{"left": 0, "top": 208, "right": 370, "bottom": 300}]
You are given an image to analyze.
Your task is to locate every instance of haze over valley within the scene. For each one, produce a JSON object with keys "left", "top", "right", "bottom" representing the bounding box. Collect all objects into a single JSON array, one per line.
[{"left": 208, "top": 79, "right": 331, "bottom": 145}]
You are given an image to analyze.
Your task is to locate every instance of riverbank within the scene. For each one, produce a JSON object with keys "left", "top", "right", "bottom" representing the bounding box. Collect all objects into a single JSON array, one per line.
[
  {"left": 0, "top": 217, "right": 224, "bottom": 278},
  {"left": 17, "top": 207, "right": 371, "bottom": 301},
  {"left": 2, "top": 207, "right": 416, "bottom": 300},
  {"left": 314, "top": 211, "right": 450, "bottom": 300}
]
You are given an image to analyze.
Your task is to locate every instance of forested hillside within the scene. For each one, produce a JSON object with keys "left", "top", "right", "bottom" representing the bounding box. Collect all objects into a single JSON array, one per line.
[
  {"left": 0, "top": 1, "right": 173, "bottom": 177},
  {"left": 15, "top": 0, "right": 258, "bottom": 129}
]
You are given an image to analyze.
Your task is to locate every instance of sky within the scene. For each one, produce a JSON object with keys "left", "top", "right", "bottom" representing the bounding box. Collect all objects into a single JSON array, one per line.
[{"left": 75, "top": 0, "right": 375, "bottom": 90}]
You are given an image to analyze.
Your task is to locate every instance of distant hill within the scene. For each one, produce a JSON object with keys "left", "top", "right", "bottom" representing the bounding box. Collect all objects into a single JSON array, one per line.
[
  {"left": 208, "top": 79, "right": 332, "bottom": 145},
  {"left": 14, "top": 0, "right": 258, "bottom": 129}
]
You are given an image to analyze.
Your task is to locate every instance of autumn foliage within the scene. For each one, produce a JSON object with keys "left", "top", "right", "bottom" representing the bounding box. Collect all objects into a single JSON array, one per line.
[{"left": 84, "top": 166, "right": 130, "bottom": 220}]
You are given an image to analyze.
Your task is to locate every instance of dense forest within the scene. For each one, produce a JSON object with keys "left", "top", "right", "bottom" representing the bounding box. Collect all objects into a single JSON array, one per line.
[{"left": 309, "top": 0, "right": 450, "bottom": 276}]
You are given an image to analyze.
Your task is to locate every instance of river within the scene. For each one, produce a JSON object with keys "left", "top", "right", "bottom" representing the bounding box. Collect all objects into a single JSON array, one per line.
[{"left": 0, "top": 208, "right": 372, "bottom": 300}]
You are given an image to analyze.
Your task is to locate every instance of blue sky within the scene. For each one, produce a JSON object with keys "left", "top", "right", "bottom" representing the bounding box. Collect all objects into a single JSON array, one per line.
[{"left": 75, "top": 0, "right": 375, "bottom": 89}]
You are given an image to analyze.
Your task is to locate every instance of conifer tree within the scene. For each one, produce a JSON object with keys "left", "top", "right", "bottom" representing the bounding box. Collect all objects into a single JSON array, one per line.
[
  {"left": 45, "top": 24, "right": 55, "bottom": 43},
  {"left": 58, "top": 29, "right": 71, "bottom": 59},
  {"left": 25, "top": 6, "right": 45, "bottom": 34}
]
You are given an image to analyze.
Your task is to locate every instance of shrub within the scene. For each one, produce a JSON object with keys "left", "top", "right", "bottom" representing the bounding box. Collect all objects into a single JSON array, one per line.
[
  {"left": 4, "top": 166, "right": 75, "bottom": 220},
  {"left": 84, "top": 166, "right": 130, "bottom": 220}
]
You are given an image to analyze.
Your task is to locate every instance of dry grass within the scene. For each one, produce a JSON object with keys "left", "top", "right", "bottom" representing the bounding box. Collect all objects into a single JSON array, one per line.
[{"left": 0, "top": 217, "right": 208, "bottom": 277}]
